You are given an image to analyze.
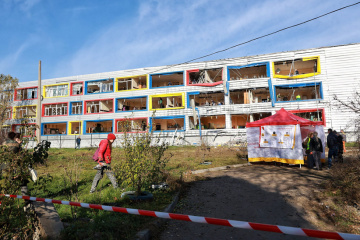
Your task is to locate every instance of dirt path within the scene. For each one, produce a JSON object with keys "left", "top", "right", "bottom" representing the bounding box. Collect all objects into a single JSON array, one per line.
[{"left": 157, "top": 164, "right": 331, "bottom": 240}]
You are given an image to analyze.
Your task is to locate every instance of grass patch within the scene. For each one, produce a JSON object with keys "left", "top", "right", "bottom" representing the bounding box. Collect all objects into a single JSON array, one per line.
[{"left": 28, "top": 145, "right": 246, "bottom": 239}]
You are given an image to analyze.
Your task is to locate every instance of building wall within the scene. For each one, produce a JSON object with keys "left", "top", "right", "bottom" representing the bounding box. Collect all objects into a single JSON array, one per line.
[{"left": 4, "top": 43, "right": 360, "bottom": 147}]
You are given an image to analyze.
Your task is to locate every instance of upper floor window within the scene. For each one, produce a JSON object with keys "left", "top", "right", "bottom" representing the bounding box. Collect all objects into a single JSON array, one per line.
[
  {"left": 70, "top": 101, "right": 83, "bottom": 115},
  {"left": 273, "top": 56, "right": 320, "bottom": 79},
  {"left": 116, "top": 75, "right": 147, "bottom": 91},
  {"left": 0, "top": 90, "right": 14, "bottom": 102},
  {"left": 15, "top": 87, "right": 37, "bottom": 101},
  {"left": 228, "top": 62, "right": 269, "bottom": 80},
  {"left": 150, "top": 71, "right": 184, "bottom": 88},
  {"left": 5, "top": 108, "right": 12, "bottom": 119},
  {"left": 44, "top": 84, "right": 69, "bottom": 98},
  {"left": 14, "top": 105, "right": 36, "bottom": 119},
  {"left": 85, "top": 79, "right": 114, "bottom": 94},
  {"left": 187, "top": 68, "right": 223, "bottom": 86},
  {"left": 71, "top": 82, "right": 83, "bottom": 96}
]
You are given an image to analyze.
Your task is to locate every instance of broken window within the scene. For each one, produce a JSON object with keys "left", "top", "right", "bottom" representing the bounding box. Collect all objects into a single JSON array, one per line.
[
  {"left": 275, "top": 83, "right": 322, "bottom": 102},
  {"left": 116, "top": 118, "right": 148, "bottom": 132},
  {"left": 273, "top": 56, "right": 320, "bottom": 79},
  {"left": 86, "top": 79, "right": 113, "bottom": 94},
  {"left": 44, "top": 84, "right": 69, "bottom": 98},
  {"left": 14, "top": 105, "right": 36, "bottom": 119},
  {"left": 151, "top": 93, "right": 184, "bottom": 110},
  {"left": 5, "top": 108, "right": 12, "bottom": 119},
  {"left": 71, "top": 82, "right": 83, "bottom": 95},
  {"left": 289, "top": 109, "right": 324, "bottom": 124},
  {"left": 188, "top": 91, "right": 225, "bottom": 107},
  {"left": 42, "top": 122, "right": 67, "bottom": 135},
  {"left": 85, "top": 99, "right": 113, "bottom": 114},
  {"left": 116, "top": 75, "right": 147, "bottom": 91},
  {"left": 69, "top": 121, "right": 82, "bottom": 135},
  {"left": 15, "top": 87, "right": 37, "bottom": 100},
  {"left": 85, "top": 120, "right": 113, "bottom": 133},
  {"left": 116, "top": 97, "right": 147, "bottom": 111},
  {"left": 187, "top": 68, "right": 223, "bottom": 85},
  {"left": 231, "top": 113, "right": 271, "bottom": 129},
  {"left": 1, "top": 125, "right": 11, "bottom": 136},
  {"left": 43, "top": 103, "right": 68, "bottom": 117},
  {"left": 70, "top": 102, "right": 83, "bottom": 115},
  {"left": 150, "top": 71, "right": 183, "bottom": 88},
  {"left": 230, "top": 88, "right": 271, "bottom": 104},
  {"left": 228, "top": 63, "right": 268, "bottom": 80},
  {"left": 189, "top": 115, "right": 226, "bottom": 130},
  {"left": 151, "top": 116, "right": 185, "bottom": 131}
]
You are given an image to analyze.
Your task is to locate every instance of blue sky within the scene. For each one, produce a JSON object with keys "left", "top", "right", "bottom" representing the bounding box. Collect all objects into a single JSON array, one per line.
[{"left": 1, "top": 0, "right": 360, "bottom": 82}]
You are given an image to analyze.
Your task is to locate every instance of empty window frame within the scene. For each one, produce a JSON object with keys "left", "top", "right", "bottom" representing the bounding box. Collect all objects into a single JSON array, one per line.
[
  {"left": 230, "top": 88, "right": 271, "bottom": 104},
  {"left": 187, "top": 68, "right": 223, "bottom": 86},
  {"left": 231, "top": 113, "right": 272, "bottom": 129},
  {"left": 68, "top": 121, "right": 83, "bottom": 135},
  {"left": 85, "top": 99, "right": 113, "bottom": 114},
  {"left": 42, "top": 103, "right": 68, "bottom": 117},
  {"left": 273, "top": 56, "right": 320, "bottom": 79},
  {"left": 274, "top": 82, "right": 322, "bottom": 102},
  {"left": 189, "top": 115, "right": 226, "bottom": 130},
  {"left": 70, "top": 82, "right": 83, "bottom": 96},
  {"left": 150, "top": 93, "right": 185, "bottom": 110},
  {"left": 70, "top": 101, "right": 83, "bottom": 115},
  {"left": 44, "top": 83, "right": 69, "bottom": 98},
  {"left": 116, "top": 96, "right": 147, "bottom": 112},
  {"left": 116, "top": 118, "right": 148, "bottom": 133},
  {"left": 150, "top": 116, "right": 185, "bottom": 132},
  {"left": 84, "top": 120, "right": 113, "bottom": 134},
  {"left": 13, "top": 105, "right": 36, "bottom": 119},
  {"left": 5, "top": 108, "right": 12, "bottom": 119},
  {"left": 42, "top": 122, "right": 67, "bottom": 135},
  {"left": 289, "top": 108, "right": 325, "bottom": 125},
  {"left": 116, "top": 75, "right": 148, "bottom": 91},
  {"left": 13, "top": 124, "right": 37, "bottom": 137},
  {"left": 85, "top": 78, "right": 114, "bottom": 94},
  {"left": 187, "top": 91, "right": 224, "bottom": 108},
  {"left": 228, "top": 62, "right": 269, "bottom": 81},
  {"left": 150, "top": 71, "right": 184, "bottom": 88},
  {"left": 15, "top": 87, "right": 37, "bottom": 101}
]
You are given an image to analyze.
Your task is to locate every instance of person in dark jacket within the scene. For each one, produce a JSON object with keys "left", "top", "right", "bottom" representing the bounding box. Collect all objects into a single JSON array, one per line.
[
  {"left": 75, "top": 136, "right": 81, "bottom": 149},
  {"left": 2, "top": 132, "right": 21, "bottom": 153},
  {"left": 90, "top": 133, "right": 118, "bottom": 193},
  {"left": 310, "top": 131, "right": 323, "bottom": 170},
  {"left": 334, "top": 130, "right": 343, "bottom": 163},
  {"left": 327, "top": 129, "right": 338, "bottom": 169}
]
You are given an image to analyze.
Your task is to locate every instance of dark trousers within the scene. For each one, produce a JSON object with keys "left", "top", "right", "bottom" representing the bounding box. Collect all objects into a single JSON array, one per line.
[
  {"left": 328, "top": 147, "right": 338, "bottom": 168},
  {"left": 90, "top": 167, "right": 118, "bottom": 192}
]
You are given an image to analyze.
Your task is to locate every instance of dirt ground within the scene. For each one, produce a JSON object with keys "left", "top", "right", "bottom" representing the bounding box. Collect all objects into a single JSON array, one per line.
[{"left": 157, "top": 164, "right": 333, "bottom": 240}]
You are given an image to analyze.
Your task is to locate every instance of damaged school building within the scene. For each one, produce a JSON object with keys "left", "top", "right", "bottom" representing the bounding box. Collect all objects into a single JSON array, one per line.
[{"left": 2, "top": 43, "right": 360, "bottom": 148}]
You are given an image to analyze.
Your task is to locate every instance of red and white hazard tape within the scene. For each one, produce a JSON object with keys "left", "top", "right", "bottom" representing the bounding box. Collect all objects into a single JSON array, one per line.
[{"left": 1, "top": 194, "right": 359, "bottom": 240}]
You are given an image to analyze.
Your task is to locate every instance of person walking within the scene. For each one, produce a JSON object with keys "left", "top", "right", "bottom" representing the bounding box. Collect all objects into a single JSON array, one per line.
[
  {"left": 309, "top": 131, "right": 323, "bottom": 170},
  {"left": 303, "top": 132, "right": 314, "bottom": 169},
  {"left": 75, "top": 136, "right": 81, "bottom": 149},
  {"left": 327, "top": 128, "right": 338, "bottom": 169},
  {"left": 90, "top": 133, "right": 118, "bottom": 193}
]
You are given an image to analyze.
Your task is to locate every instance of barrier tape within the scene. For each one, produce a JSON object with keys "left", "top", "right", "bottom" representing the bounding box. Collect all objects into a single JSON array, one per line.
[{"left": 1, "top": 194, "right": 359, "bottom": 240}]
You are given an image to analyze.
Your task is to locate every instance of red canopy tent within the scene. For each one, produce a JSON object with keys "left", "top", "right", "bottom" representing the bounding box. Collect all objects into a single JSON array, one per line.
[{"left": 246, "top": 108, "right": 322, "bottom": 127}]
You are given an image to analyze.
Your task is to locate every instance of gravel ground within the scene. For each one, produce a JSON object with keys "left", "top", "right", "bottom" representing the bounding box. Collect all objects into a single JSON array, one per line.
[{"left": 157, "top": 164, "right": 330, "bottom": 240}]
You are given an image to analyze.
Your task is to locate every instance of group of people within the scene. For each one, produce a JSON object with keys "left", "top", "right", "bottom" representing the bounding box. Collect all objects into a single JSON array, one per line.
[{"left": 303, "top": 129, "right": 346, "bottom": 170}]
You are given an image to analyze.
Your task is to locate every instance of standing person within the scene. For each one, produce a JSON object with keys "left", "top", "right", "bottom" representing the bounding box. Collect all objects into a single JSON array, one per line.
[
  {"left": 75, "top": 136, "right": 81, "bottom": 149},
  {"left": 303, "top": 132, "right": 314, "bottom": 169},
  {"left": 334, "top": 130, "right": 344, "bottom": 163},
  {"left": 310, "top": 131, "right": 323, "bottom": 170},
  {"left": 340, "top": 129, "right": 346, "bottom": 153},
  {"left": 159, "top": 98, "right": 163, "bottom": 108},
  {"left": 90, "top": 133, "right": 118, "bottom": 193},
  {"left": 327, "top": 128, "right": 338, "bottom": 169}
]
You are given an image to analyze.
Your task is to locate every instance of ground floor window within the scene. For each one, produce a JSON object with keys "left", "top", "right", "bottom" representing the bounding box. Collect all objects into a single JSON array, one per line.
[
  {"left": 151, "top": 117, "right": 185, "bottom": 131},
  {"left": 42, "top": 122, "right": 67, "bottom": 135},
  {"left": 85, "top": 120, "right": 113, "bottom": 133},
  {"left": 231, "top": 112, "right": 271, "bottom": 128}
]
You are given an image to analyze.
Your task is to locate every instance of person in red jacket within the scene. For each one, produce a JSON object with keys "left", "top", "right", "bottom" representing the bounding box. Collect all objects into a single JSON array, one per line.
[{"left": 90, "top": 133, "right": 118, "bottom": 193}]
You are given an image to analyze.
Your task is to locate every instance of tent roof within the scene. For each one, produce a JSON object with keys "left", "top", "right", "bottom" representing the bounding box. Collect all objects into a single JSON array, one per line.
[{"left": 245, "top": 108, "right": 323, "bottom": 127}]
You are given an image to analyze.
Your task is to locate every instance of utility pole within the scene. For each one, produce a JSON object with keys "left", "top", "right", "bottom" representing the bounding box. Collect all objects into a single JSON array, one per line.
[{"left": 36, "top": 60, "right": 41, "bottom": 143}]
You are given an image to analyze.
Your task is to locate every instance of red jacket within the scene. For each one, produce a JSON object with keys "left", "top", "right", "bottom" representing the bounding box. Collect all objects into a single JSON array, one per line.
[{"left": 98, "top": 139, "right": 112, "bottom": 163}]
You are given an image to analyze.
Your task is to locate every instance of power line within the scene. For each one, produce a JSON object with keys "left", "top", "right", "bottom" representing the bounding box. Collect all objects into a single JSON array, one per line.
[{"left": 145, "top": 1, "right": 360, "bottom": 75}]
